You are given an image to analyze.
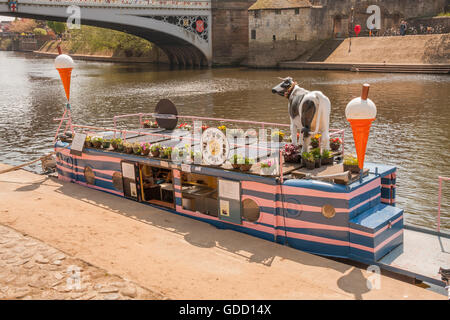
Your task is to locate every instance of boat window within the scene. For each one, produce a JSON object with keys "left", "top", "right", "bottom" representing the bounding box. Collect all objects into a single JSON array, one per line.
[
  {"left": 112, "top": 172, "right": 123, "bottom": 191},
  {"left": 139, "top": 164, "right": 175, "bottom": 209},
  {"left": 180, "top": 172, "right": 218, "bottom": 217},
  {"left": 84, "top": 166, "right": 95, "bottom": 185},
  {"left": 322, "top": 204, "right": 336, "bottom": 219},
  {"left": 242, "top": 199, "right": 260, "bottom": 222}
]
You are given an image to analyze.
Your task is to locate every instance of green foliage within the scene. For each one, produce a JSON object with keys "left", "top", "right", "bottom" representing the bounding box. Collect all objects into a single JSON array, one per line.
[
  {"left": 311, "top": 148, "right": 321, "bottom": 159},
  {"left": 47, "top": 21, "right": 66, "bottom": 34},
  {"left": 33, "top": 28, "right": 47, "bottom": 36},
  {"left": 302, "top": 152, "right": 314, "bottom": 162},
  {"left": 151, "top": 144, "right": 161, "bottom": 153},
  {"left": 437, "top": 12, "right": 450, "bottom": 17},
  {"left": 344, "top": 155, "right": 359, "bottom": 166},
  {"left": 67, "top": 25, "right": 153, "bottom": 57},
  {"left": 322, "top": 149, "right": 331, "bottom": 159}
]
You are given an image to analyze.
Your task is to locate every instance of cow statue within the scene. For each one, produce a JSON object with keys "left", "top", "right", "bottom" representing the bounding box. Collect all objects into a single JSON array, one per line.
[{"left": 272, "top": 77, "right": 331, "bottom": 154}]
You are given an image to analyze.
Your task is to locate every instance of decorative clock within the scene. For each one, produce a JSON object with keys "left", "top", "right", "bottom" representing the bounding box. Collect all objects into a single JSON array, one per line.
[{"left": 201, "top": 128, "right": 229, "bottom": 166}]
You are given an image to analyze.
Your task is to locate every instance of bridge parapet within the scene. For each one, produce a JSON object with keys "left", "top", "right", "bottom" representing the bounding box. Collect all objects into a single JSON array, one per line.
[{"left": 9, "top": 0, "right": 211, "bottom": 9}]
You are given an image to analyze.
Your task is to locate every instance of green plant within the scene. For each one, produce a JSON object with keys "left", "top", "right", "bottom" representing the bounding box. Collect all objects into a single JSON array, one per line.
[
  {"left": 260, "top": 160, "right": 273, "bottom": 169},
  {"left": 85, "top": 136, "right": 92, "bottom": 147},
  {"left": 162, "top": 147, "right": 173, "bottom": 159},
  {"left": 344, "top": 155, "right": 359, "bottom": 166},
  {"left": 111, "top": 138, "right": 122, "bottom": 150},
  {"left": 33, "top": 28, "right": 47, "bottom": 36},
  {"left": 271, "top": 130, "right": 285, "bottom": 142},
  {"left": 123, "top": 142, "right": 133, "bottom": 154},
  {"left": 102, "top": 139, "right": 111, "bottom": 149},
  {"left": 322, "top": 149, "right": 331, "bottom": 159},
  {"left": 311, "top": 148, "right": 321, "bottom": 159},
  {"left": 302, "top": 152, "right": 314, "bottom": 162},
  {"left": 92, "top": 137, "right": 103, "bottom": 148},
  {"left": 151, "top": 144, "right": 161, "bottom": 153}
]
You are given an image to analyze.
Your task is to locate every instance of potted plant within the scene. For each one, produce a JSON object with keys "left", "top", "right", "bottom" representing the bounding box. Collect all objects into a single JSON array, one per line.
[
  {"left": 116, "top": 140, "right": 124, "bottom": 152},
  {"left": 85, "top": 136, "right": 92, "bottom": 148},
  {"left": 311, "top": 148, "right": 321, "bottom": 168},
  {"left": 330, "top": 137, "right": 341, "bottom": 152},
  {"left": 161, "top": 147, "right": 173, "bottom": 159},
  {"left": 177, "top": 123, "right": 192, "bottom": 131},
  {"left": 201, "top": 125, "right": 210, "bottom": 132},
  {"left": 102, "top": 139, "right": 111, "bottom": 149},
  {"left": 229, "top": 154, "right": 242, "bottom": 170},
  {"left": 111, "top": 138, "right": 122, "bottom": 150},
  {"left": 321, "top": 149, "right": 334, "bottom": 165},
  {"left": 310, "top": 133, "right": 321, "bottom": 148},
  {"left": 343, "top": 155, "right": 360, "bottom": 173},
  {"left": 140, "top": 143, "right": 150, "bottom": 156},
  {"left": 271, "top": 130, "right": 285, "bottom": 142},
  {"left": 218, "top": 125, "right": 227, "bottom": 134},
  {"left": 302, "top": 152, "right": 315, "bottom": 170},
  {"left": 151, "top": 144, "right": 161, "bottom": 157},
  {"left": 240, "top": 157, "right": 255, "bottom": 172},
  {"left": 124, "top": 142, "right": 133, "bottom": 154},
  {"left": 190, "top": 150, "right": 202, "bottom": 164},
  {"left": 143, "top": 120, "right": 159, "bottom": 128},
  {"left": 92, "top": 137, "right": 103, "bottom": 148},
  {"left": 132, "top": 142, "right": 142, "bottom": 155},
  {"left": 260, "top": 160, "right": 275, "bottom": 176},
  {"left": 283, "top": 143, "right": 301, "bottom": 163}
]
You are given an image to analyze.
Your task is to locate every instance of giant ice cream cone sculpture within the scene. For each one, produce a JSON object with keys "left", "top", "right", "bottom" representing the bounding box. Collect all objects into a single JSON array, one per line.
[
  {"left": 54, "top": 49, "right": 75, "bottom": 101},
  {"left": 345, "top": 84, "right": 377, "bottom": 170}
]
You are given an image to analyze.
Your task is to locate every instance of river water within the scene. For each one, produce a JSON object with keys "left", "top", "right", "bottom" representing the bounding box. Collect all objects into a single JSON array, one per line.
[{"left": 0, "top": 51, "right": 448, "bottom": 230}]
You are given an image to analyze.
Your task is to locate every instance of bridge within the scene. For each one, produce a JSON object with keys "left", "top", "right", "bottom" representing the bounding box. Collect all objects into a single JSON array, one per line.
[{"left": 0, "top": 0, "right": 255, "bottom": 67}]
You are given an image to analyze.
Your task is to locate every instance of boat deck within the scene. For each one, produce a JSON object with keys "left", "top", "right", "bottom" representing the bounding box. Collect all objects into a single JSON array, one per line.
[{"left": 379, "top": 227, "right": 450, "bottom": 286}]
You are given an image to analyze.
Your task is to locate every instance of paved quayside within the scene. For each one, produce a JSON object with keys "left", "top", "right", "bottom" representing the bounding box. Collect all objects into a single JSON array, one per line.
[{"left": 0, "top": 164, "right": 445, "bottom": 300}]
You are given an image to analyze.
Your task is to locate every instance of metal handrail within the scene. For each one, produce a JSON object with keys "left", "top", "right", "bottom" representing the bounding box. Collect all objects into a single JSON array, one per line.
[{"left": 438, "top": 176, "right": 450, "bottom": 233}]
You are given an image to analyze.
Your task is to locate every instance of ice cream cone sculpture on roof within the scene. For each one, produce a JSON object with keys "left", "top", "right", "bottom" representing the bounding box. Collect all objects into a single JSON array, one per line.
[
  {"left": 345, "top": 84, "right": 377, "bottom": 170},
  {"left": 54, "top": 46, "right": 75, "bottom": 101}
]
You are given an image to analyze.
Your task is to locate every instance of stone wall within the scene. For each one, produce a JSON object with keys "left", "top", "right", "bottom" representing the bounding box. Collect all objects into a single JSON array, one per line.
[
  {"left": 247, "top": 0, "right": 448, "bottom": 67},
  {"left": 211, "top": 0, "right": 256, "bottom": 66}
]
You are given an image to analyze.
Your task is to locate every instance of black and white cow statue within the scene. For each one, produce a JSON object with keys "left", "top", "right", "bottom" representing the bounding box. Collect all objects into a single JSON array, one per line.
[{"left": 272, "top": 77, "right": 331, "bottom": 154}]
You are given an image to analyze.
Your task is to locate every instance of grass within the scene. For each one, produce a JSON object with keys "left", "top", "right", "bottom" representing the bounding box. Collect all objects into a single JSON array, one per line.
[
  {"left": 63, "top": 26, "right": 154, "bottom": 57},
  {"left": 437, "top": 12, "right": 450, "bottom": 17}
]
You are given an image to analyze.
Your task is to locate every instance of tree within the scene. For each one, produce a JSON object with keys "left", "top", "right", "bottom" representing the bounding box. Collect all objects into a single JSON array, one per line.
[
  {"left": 8, "top": 18, "right": 37, "bottom": 33},
  {"left": 33, "top": 28, "right": 47, "bottom": 36},
  {"left": 47, "top": 21, "right": 66, "bottom": 35}
]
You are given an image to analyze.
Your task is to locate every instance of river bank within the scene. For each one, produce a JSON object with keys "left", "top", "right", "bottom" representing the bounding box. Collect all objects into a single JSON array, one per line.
[{"left": 0, "top": 165, "right": 445, "bottom": 299}]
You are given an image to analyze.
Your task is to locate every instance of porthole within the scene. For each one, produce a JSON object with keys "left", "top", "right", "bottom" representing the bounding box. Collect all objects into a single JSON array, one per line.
[
  {"left": 112, "top": 172, "right": 123, "bottom": 191},
  {"left": 242, "top": 199, "right": 260, "bottom": 223},
  {"left": 284, "top": 197, "right": 302, "bottom": 218},
  {"left": 322, "top": 204, "right": 336, "bottom": 219},
  {"left": 84, "top": 166, "right": 95, "bottom": 185}
]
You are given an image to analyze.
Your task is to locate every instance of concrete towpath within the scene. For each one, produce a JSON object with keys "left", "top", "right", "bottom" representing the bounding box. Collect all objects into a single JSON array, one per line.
[{"left": 0, "top": 164, "right": 445, "bottom": 300}]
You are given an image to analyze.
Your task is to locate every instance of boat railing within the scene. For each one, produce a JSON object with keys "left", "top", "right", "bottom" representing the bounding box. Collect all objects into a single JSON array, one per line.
[
  {"left": 112, "top": 112, "right": 346, "bottom": 155},
  {"left": 438, "top": 176, "right": 450, "bottom": 233}
]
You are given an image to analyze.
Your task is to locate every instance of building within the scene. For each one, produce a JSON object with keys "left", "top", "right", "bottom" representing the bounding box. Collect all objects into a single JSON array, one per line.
[{"left": 247, "top": 0, "right": 448, "bottom": 67}]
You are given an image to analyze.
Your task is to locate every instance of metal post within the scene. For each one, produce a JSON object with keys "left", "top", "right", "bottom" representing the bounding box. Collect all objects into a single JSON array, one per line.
[{"left": 438, "top": 176, "right": 442, "bottom": 233}]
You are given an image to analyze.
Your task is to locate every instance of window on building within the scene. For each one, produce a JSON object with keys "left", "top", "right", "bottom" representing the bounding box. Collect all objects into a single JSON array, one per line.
[
  {"left": 295, "top": 8, "right": 300, "bottom": 15},
  {"left": 275, "top": 9, "right": 281, "bottom": 15},
  {"left": 254, "top": 10, "right": 261, "bottom": 19},
  {"left": 251, "top": 29, "right": 256, "bottom": 40},
  {"left": 273, "top": 35, "right": 276, "bottom": 41}
]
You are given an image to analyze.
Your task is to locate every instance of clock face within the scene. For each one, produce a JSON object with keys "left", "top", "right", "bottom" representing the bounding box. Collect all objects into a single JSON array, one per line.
[{"left": 201, "top": 128, "right": 229, "bottom": 166}]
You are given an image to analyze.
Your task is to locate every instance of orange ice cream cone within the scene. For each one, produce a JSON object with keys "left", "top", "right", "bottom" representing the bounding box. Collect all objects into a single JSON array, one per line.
[
  {"left": 57, "top": 67, "right": 73, "bottom": 101},
  {"left": 348, "top": 118, "right": 375, "bottom": 169}
]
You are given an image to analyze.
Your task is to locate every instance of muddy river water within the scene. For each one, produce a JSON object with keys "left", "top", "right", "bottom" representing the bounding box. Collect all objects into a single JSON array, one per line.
[{"left": 0, "top": 51, "right": 448, "bottom": 230}]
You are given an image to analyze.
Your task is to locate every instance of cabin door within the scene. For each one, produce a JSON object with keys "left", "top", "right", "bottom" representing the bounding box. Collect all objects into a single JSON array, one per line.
[
  {"left": 121, "top": 161, "right": 140, "bottom": 201},
  {"left": 217, "top": 179, "right": 242, "bottom": 224}
]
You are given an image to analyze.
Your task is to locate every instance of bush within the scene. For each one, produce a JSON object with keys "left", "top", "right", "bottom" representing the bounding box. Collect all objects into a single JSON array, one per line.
[{"left": 33, "top": 28, "right": 47, "bottom": 36}]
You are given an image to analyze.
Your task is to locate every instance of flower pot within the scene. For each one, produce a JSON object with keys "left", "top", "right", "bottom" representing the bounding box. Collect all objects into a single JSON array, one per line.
[
  {"left": 240, "top": 164, "right": 253, "bottom": 172},
  {"left": 311, "top": 141, "right": 319, "bottom": 148},
  {"left": 330, "top": 143, "right": 340, "bottom": 151},
  {"left": 125, "top": 147, "right": 133, "bottom": 154},
  {"left": 321, "top": 156, "right": 334, "bottom": 165},
  {"left": 133, "top": 147, "right": 141, "bottom": 155},
  {"left": 116, "top": 144, "right": 124, "bottom": 152},
  {"left": 315, "top": 158, "right": 321, "bottom": 168},
  {"left": 85, "top": 141, "right": 92, "bottom": 148},
  {"left": 304, "top": 160, "right": 315, "bottom": 170},
  {"left": 232, "top": 164, "right": 241, "bottom": 170},
  {"left": 102, "top": 141, "right": 111, "bottom": 149},
  {"left": 92, "top": 141, "right": 101, "bottom": 148},
  {"left": 260, "top": 166, "right": 274, "bottom": 176},
  {"left": 151, "top": 150, "right": 160, "bottom": 158},
  {"left": 344, "top": 164, "right": 360, "bottom": 174},
  {"left": 142, "top": 148, "right": 150, "bottom": 156}
]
